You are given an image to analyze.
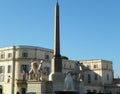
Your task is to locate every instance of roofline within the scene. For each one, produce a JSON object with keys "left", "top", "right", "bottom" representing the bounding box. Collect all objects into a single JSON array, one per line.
[
  {"left": 80, "top": 59, "right": 112, "bottom": 63},
  {"left": 0, "top": 45, "right": 53, "bottom": 52}
]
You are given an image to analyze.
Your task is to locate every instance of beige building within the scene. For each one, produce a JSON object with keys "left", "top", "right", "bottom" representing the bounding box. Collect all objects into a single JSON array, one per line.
[
  {"left": 0, "top": 45, "right": 120, "bottom": 94},
  {"left": 80, "top": 59, "right": 120, "bottom": 94}
]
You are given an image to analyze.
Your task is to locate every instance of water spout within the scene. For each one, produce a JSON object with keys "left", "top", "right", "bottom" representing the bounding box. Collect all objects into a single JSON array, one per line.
[{"left": 64, "top": 73, "right": 74, "bottom": 91}]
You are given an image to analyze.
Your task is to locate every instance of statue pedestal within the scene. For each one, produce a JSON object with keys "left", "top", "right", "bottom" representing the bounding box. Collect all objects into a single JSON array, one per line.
[
  {"left": 27, "top": 81, "right": 46, "bottom": 94},
  {"left": 27, "top": 81, "right": 44, "bottom": 94},
  {"left": 27, "top": 80, "right": 53, "bottom": 94}
]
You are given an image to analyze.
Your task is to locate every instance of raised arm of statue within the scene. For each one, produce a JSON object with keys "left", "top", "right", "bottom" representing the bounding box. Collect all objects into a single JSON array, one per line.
[{"left": 37, "top": 60, "right": 44, "bottom": 81}]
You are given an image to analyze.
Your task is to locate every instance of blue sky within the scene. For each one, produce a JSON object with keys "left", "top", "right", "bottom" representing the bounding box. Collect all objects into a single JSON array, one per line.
[{"left": 0, "top": 0, "right": 120, "bottom": 77}]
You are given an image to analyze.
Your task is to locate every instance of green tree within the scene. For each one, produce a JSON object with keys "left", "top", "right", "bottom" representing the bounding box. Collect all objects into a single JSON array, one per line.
[{"left": 61, "top": 56, "right": 69, "bottom": 60}]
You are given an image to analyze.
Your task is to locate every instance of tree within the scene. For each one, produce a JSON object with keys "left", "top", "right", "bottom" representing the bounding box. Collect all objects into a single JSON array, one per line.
[{"left": 61, "top": 56, "right": 69, "bottom": 60}]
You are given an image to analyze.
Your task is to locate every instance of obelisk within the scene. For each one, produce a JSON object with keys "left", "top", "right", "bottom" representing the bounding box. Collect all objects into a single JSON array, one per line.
[
  {"left": 53, "top": 0, "right": 62, "bottom": 73},
  {"left": 49, "top": 0, "right": 64, "bottom": 92}
]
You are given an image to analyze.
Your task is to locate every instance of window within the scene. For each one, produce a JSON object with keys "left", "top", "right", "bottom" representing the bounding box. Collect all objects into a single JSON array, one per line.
[
  {"left": 107, "top": 74, "right": 109, "bottom": 80},
  {"left": 69, "top": 64, "right": 72, "bottom": 69},
  {"left": 22, "top": 52, "right": 28, "bottom": 58},
  {"left": 94, "top": 64, "right": 98, "bottom": 68},
  {"left": 45, "top": 55, "right": 49, "bottom": 60},
  {"left": 44, "top": 67, "right": 50, "bottom": 74},
  {"left": 8, "top": 65, "right": 11, "bottom": 73},
  {"left": 94, "top": 74, "right": 98, "bottom": 80},
  {"left": 0, "top": 66, "right": 5, "bottom": 81},
  {"left": 63, "top": 64, "right": 66, "bottom": 68},
  {"left": 0, "top": 66, "right": 5, "bottom": 73},
  {"left": 8, "top": 53, "right": 12, "bottom": 58},
  {"left": 0, "top": 54, "right": 5, "bottom": 59},
  {"left": 87, "top": 74, "right": 91, "bottom": 83}
]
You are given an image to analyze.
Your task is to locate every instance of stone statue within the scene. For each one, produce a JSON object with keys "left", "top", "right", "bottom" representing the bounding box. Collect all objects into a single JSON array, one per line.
[
  {"left": 29, "top": 61, "right": 38, "bottom": 80},
  {"left": 64, "top": 73, "right": 74, "bottom": 91},
  {"left": 71, "top": 62, "right": 80, "bottom": 81},
  {"left": 37, "top": 60, "right": 43, "bottom": 81},
  {"left": 29, "top": 60, "right": 43, "bottom": 81},
  {"left": 71, "top": 62, "right": 84, "bottom": 81},
  {"left": 79, "top": 63, "right": 85, "bottom": 81}
]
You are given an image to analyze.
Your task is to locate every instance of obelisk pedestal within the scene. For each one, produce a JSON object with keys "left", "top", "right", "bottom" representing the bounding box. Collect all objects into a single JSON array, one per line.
[{"left": 49, "top": 57, "right": 64, "bottom": 92}]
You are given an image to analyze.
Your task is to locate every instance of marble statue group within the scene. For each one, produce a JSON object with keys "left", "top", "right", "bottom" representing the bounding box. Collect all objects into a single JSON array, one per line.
[
  {"left": 29, "top": 60, "right": 43, "bottom": 81},
  {"left": 28, "top": 59, "right": 84, "bottom": 87},
  {"left": 69, "top": 62, "right": 84, "bottom": 81},
  {"left": 64, "top": 62, "right": 84, "bottom": 91}
]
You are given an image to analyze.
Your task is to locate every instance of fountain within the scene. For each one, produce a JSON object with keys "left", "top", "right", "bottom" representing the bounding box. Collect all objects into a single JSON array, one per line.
[
  {"left": 64, "top": 73, "right": 74, "bottom": 91},
  {"left": 55, "top": 73, "right": 79, "bottom": 94}
]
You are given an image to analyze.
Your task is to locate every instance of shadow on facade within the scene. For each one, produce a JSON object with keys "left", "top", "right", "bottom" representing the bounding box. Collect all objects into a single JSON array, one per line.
[{"left": 79, "top": 62, "right": 120, "bottom": 94}]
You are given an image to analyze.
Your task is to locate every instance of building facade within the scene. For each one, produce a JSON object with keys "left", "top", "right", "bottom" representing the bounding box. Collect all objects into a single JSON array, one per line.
[
  {"left": 80, "top": 60, "right": 120, "bottom": 94},
  {"left": 0, "top": 46, "right": 76, "bottom": 94},
  {"left": 0, "top": 46, "right": 120, "bottom": 94}
]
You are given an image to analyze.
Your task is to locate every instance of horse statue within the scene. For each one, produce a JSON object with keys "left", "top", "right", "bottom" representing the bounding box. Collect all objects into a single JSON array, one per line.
[{"left": 70, "top": 62, "right": 85, "bottom": 81}]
